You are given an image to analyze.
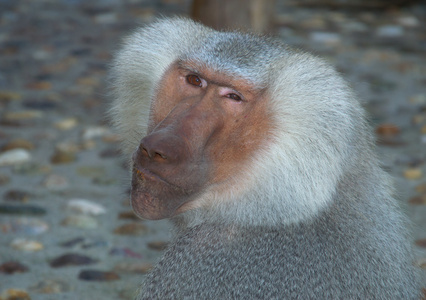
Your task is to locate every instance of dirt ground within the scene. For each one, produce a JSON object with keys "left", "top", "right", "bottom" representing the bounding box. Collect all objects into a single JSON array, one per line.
[{"left": 0, "top": 1, "right": 425, "bottom": 299}]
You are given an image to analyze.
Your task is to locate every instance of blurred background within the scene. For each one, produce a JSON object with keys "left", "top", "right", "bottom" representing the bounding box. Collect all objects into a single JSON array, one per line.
[{"left": 0, "top": 0, "right": 425, "bottom": 299}]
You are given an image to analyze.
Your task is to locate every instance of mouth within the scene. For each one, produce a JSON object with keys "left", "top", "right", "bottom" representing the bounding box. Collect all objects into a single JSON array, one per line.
[
  {"left": 133, "top": 166, "right": 163, "bottom": 183},
  {"left": 130, "top": 165, "right": 190, "bottom": 220},
  {"left": 132, "top": 165, "right": 181, "bottom": 190}
]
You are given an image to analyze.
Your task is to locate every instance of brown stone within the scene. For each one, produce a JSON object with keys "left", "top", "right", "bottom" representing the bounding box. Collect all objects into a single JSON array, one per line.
[
  {"left": 50, "top": 150, "right": 76, "bottom": 164},
  {"left": 78, "top": 270, "right": 120, "bottom": 281},
  {"left": 1, "top": 139, "right": 35, "bottom": 151},
  {"left": 415, "top": 239, "right": 426, "bottom": 248},
  {"left": 0, "top": 261, "right": 29, "bottom": 274},
  {"left": 26, "top": 81, "right": 52, "bottom": 90},
  {"left": 375, "top": 123, "right": 400, "bottom": 136},
  {"left": 118, "top": 211, "right": 139, "bottom": 220},
  {"left": 416, "top": 183, "right": 426, "bottom": 194},
  {"left": 403, "top": 168, "right": 423, "bottom": 180},
  {"left": 113, "top": 223, "right": 148, "bottom": 235},
  {"left": 50, "top": 253, "right": 98, "bottom": 268},
  {"left": 147, "top": 241, "right": 168, "bottom": 251},
  {"left": 409, "top": 195, "right": 426, "bottom": 205}
]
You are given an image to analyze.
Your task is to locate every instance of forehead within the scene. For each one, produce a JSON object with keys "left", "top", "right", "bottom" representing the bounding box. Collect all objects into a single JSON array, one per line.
[{"left": 178, "top": 32, "right": 285, "bottom": 87}]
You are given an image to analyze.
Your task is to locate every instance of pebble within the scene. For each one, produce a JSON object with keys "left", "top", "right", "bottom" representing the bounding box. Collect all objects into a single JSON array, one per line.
[
  {"left": 397, "top": 16, "right": 420, "bottom": 27},
  {"left": 415, "top": 239, "right": 426, "bottom": 248},
  {"left": 394, "top": 155, "right": 424, "bottom": 167},
  {"left": 13, "top": 162, "right": 50, "bottom": 175},
  {"left": 0, "top": 174, "right": 11, "bottom": 185},
  {"left": 50, "top": 149, "right": 76, "bottom": 164},
  {"left": 81, "top": 239, "right": 108, "bottom": 249},
  {"left": 3, "top": 110, "right": 43, "bottom": 121},
  {"left": 77, "top": 166, "right": 106, "bottom": 178},
  {"left": 0, "top": 91, "right": 21, "bottom": 102},
  {"left": 29, "top": 279, "right": 70, "bottom": 294},
  {"left": 42, "top": 174, "right": 69, "bottom": 190},
  {"left": 61, "top": 215, "right": 98, "bottom": 229},
  {"left": 11, "top": 238, "right": 44, "bottom": 251},
  {"left": 59, "top": 237, "right": 86, "bottom": 248},
  {"left": 1, "top": 218, "right": 49, "bottom": 235},
  {"left": 55, "top": 118, "right": 78, "bottom": 130},
  {"left": 99, "top": 147, "right": 121, "bottom": 158},
  {"left": 67, "top": 199, "right": 106, "bottom": 216},
  {"left": 418, "top": 258, "right": 426, "bottom": 270},
  {"left": 375, "top": 123, "right": 400, "bottom": 136},
  {"left": 0, "top": 149, "right": 31, "bottom": 166},
  {"left": 376, "top": 25, "right": 404, "bottom": 38},
  {"left": 3, "top": 190, "right": 30, "bottom": 202},
  {"left": 416, "top": 183, "right": 426, "bottom": 194},
  {"left": 82, "top": 126, "right": 110, "bottom": 140},
  {"left": 109, "top": 247, "right": 143, "bottom": 258},
  {"left": 59, "top": 236, "right": 108, "bottom": 249},
  {"left": 118, "top": 211, "right": 140, "bottom": 220},
  {"left": 26, "top": 81, "right": 52, "bottom": 90},
  {"left": 56, "top": 141, "right": 81, "bottom": 153},
  {"left": 0, "top": 204, "right": 47, "bottom": 216},
  {"left": 114, "top": 262, "right": 153, "bottom": 274},
  {"left": 78, "top": 270, "right": 120, "bottom": 281},
  {"left": 408, "top": 195, "right": 426, "bottom": 205},
  {"left": 0, "top": 261, "right": 29, "bottom": 274},
  {"left": 113, "top": 223, "right": 149, "bottom": 235},
  {"left": 409, "top": 94, "right": 426, "bottom": 105},
  {"left": 102, "top": 134, "right": 122, "bottom": 143},
  {"left": 0, "top": 289, "right": 31, "bottom": 300},
  {"left": 403, "top": 168, "right": 423, "bottom": 180},
  {"left": 1, "top": 139, "right": 34, "bottom": 151},
  {"left": 92, "top": 177, "right": 117, "bottom": 185},
  {"left": 77, "top": 76, "right": 100, "bottom": 87},
  {"left": 147, "top": 241, "right": 168, "bottom": 251},
  {"left": 50, "top": 253, "right": 98, "bottom": 268}
]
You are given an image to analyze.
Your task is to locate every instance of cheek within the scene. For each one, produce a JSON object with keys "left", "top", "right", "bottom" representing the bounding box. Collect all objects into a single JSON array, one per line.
[{"left": 208, "top": 107, "right": 271, "bottom": 183}]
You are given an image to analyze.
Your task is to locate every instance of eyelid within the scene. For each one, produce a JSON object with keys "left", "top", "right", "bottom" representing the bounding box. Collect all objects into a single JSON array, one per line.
[{"left": 219, "top": 87, "right": 244, "bottom": 102}]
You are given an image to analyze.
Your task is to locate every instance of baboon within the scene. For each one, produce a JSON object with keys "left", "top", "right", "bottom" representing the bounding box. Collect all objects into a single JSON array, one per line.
[{"left": 111, "top": 18, "right": 421, "bottom": 299}]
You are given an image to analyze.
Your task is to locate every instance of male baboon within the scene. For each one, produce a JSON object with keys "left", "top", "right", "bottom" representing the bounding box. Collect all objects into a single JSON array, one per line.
[{"left": 111, "top": 18, "right": 421, "bottom": 299}]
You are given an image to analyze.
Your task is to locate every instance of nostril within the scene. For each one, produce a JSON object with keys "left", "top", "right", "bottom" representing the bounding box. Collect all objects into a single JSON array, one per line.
[
  {"left": 155, "top": 152, "right": 167, "bottom": 160},
  {"left": 139, "top": 133, "right": 183, "bottom": 164},
  {"left": 141, "top": 147, "right": 150, "bottom": 158},
  {"left": 139, "top": 144, "right": 168, "bottom": 162}
]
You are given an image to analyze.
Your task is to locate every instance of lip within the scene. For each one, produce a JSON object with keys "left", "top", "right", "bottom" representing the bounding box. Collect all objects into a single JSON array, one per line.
[
  {"left": 132, "top": 165, "right": 181, "bottom": 190},
  {"left": 133, "top": 166, "right": 166, "bottom": 183}
]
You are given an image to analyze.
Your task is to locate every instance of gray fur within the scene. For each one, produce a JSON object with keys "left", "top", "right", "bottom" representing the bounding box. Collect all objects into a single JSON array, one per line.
[{"left": 111, "top": 18, "right": 421, "bottom": 299}]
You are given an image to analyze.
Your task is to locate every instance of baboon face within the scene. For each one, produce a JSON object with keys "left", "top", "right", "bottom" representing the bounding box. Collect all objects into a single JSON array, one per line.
[{"left": 131, "top": 61, "right": 271, "bottom": 220}]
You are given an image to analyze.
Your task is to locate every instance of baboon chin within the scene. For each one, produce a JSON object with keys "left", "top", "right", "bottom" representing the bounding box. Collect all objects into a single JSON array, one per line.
[{"left": 111, "top": 17, "right": 421, "bottom": 299}]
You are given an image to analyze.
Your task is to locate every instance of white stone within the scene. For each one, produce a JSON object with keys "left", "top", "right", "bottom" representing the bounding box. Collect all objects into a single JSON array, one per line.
[
  {"left": 82, "top": 126, "right": 110, "bottom": 140},
  {"left": 55, "top": 118, "right": 78, "bottom": 130},
  {"left": 398, "top": 16, "right": 419, "bottom": 27},
  {"left": 67, "top": 199, "right": 106, "bottom": 216},
  {"left": 0, "top": 149, "right": 31, "bottom": 166},
  {"left": 11, "top": 238, "right": 44, "bottom": 251},
  {"left": 43, "top": 174, "right": 69, "bottom": 190},
  {"left": 376, "top": 25, "right": 404, "bottom": 38}
]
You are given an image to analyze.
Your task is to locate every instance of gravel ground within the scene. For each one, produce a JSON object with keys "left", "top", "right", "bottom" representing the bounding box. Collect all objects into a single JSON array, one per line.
[{"left": 0, "top": 1, "right": 425, "bottom": 299}]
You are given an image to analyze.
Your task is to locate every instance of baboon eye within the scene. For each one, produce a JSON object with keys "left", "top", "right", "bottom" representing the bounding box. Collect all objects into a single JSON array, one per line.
[
  {"left": 186, "top": 75, "right": 203, "bottom": 87},
  {"left": 227, "top": 93, "right": 242, "bottom": 102}
]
